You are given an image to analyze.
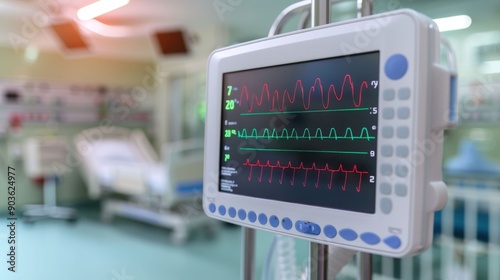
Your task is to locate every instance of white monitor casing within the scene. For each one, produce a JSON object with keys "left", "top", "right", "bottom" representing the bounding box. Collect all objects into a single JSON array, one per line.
[{"left": 203, "top": 9, "right": 454, "bottom": 257}]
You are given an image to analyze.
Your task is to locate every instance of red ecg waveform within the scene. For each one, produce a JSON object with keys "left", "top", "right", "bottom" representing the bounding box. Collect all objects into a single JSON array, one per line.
[
  {"left": 242, "top": 159, "right": 368, "bottom": 192},
  {"left": 239, "top": 75, "right": 369, "bottom": 112}
]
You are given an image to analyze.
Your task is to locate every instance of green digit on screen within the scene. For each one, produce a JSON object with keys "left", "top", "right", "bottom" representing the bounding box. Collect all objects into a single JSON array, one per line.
[{"left": 225, "top": 100, "right": 235, "bottom": 110}]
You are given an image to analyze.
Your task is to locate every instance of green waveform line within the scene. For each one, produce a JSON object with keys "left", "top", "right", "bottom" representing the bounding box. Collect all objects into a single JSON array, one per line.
[
  {"left": 239, "top": 147, "right": 368, "bottom": 155},
  {"left": 238, "top": 127, "right": 375, "bottom": 141},
  {"left": 240, "top": 107, "right": 369, "bottom": 116}
]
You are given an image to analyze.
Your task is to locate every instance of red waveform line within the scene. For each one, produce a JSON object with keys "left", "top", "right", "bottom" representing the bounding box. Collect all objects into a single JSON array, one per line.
[
  {"left": 239, "top": 75, "right": 369, "bottom": 112},
  {"left": 242, "top": 159, "right": 368, "bottom": 192}
]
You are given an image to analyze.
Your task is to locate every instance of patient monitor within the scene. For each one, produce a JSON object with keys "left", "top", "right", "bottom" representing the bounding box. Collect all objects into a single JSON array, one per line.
[{"left": 203, "top": 9, "right": 456, "bottom": 257}]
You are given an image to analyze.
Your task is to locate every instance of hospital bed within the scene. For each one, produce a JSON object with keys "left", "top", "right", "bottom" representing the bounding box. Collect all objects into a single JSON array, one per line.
[{"left": 74, "top": 127, "right": 217, "bottom": 244}]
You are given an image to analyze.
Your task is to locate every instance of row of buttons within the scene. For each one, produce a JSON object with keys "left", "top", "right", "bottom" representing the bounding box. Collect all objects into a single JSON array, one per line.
[
  {"left": 382, "top": 57, "right": 410, "bottom": 218},
  {"left": 381, "top": 126, "right": 409, "bottom": 139},
  {"left": 379, "top": 182, "right": 408, "bottom": 214},
  {"left": 383, "top": 88, "right": 411, "bottom": 101},
  {"left": 380, "top": 182, "right": 408, "bottom": 197},
  {"left": 208, "top": 203, "right": 402, "bottom": 249},
  {"left": 381, "top": 145, "right": 409, "bottom": 158},
  {"left": 379, "top": 157, "right": 409, "bottom": 215},
  {"left": 382, "top": 107, "right": 410, "bottom": 120},
  {"left": 380, "top": 164, "right": 409, "bottom": 177}
]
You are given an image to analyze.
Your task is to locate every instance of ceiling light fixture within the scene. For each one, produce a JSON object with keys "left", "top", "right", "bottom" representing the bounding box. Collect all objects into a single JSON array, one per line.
[
  {"left": 433, "top": 15, "right": 472, "bottom": 32},
  {"left": 77, "top": 0, "right": 130, "bottom": 21}
]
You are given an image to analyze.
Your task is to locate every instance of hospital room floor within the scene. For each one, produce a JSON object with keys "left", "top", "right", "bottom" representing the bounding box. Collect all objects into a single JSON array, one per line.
[{"left": 0, "top": 205, "right": 306, "bottom": 280}]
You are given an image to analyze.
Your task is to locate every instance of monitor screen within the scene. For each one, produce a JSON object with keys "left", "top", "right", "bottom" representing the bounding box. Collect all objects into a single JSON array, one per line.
[{"left": 219, "top": 51, "right": 379, "bottom": 214}]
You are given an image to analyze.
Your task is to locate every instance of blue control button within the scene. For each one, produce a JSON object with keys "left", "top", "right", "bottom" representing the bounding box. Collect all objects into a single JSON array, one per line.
[
  {"left": 381, "top": 164, "right": 393, "bottom": 176},
  {"left": 381, "top": 145, "right": 393, "bottom": 157},
  {"left": 380, "top": 182, "right": 392, "bottom": 195},
  {"left": 209, "top": 203, "right": 216, "bottom": 213},
  {"left": 295, "top": 221, "right": 321, "bottom": 235},
  {"left": 248, "top": 211, "right": 257, "bottom": 223},
  {"left": 383, "top": 235, "right": 402, "bottom": 249},
  {"left": 395, "top": 165, "right": 409, "bottom": 177},
  {"left": 396, "top": 146, "right": 409, "bottom": 158},
  {"left": 218, "top": 205, "right": 226, "bottom": 216},
  {"left": 383, "top": 89, "right": 395, "bottom": 101},
  {"left": 295, "top": 221, "right": 308, "bottom": 233},
  {"left": 281, "top": 218, "right": 293, "bottom": 230},
  {"left": 380, "top": 198, "right": 393, "bottom": 214},
  {"left": 396, "top": 127, "right": 410, "bottom": 139},
  {"left": 382, "top": 127, "right": 394, "bottom": 138},
  {"left": 270, "top": 215, "right": 280, "bottom": 228},
  {"left": 360, "top": 232, "right": 381, "bottom": 245},
  {"left": 324, "top": 225, "right": 337, "bottom": 238},
  {"left": 339, "top": 229, "right": 358, "bottom": 241},
  {"left": 397, "top": 107, "right": 410, "bottom": 119},
  {"left": 385, "top": 54, "right": 408, "bottom": 80},
  {"left": 398, "top": 87, "right": 411, "bottom": 100},
  {"left": 228, "top": 207, "right": 236, "bottom": 218},
  {"left": 382, "top": 108, "right": 395, "bottom": 120},
  {"left": 238, "top": 209, "right": 247, "bottom": 220},
  {"left": 395, "top": 183, "right": 408, "bottom": 197},
  {"left": 258, "top": 213, "right": 268, "bottom": 225}
]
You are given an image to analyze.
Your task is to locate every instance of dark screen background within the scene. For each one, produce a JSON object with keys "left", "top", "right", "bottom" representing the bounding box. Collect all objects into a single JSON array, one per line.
[{"left": 219, "top": 51, "right": 379, "bottom": 214}]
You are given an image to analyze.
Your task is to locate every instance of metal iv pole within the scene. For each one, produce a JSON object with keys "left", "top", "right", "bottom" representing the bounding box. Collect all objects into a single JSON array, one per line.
[
  {"left": 354, "top": 1, "right": 373, "bottom": 278},
  {"left": 308, "top": 1, "right": 373, "bottom": 280},
  {"left": 242, "top": 1, "right": 374, "bottom": 279},
  {"left": 242, "top": 227, "right": 256, "bottom": 280},
  {"left": 309, "top": 2, "right": 330, "bottom": 280},
  {"left": 354, "top": 0, "right": 374, "bottom": 270}
]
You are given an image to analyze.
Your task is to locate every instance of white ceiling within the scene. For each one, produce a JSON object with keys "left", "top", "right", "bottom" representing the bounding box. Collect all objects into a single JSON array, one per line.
[{"left": 0, "top": 0, "right": 499, "bottom": 61}]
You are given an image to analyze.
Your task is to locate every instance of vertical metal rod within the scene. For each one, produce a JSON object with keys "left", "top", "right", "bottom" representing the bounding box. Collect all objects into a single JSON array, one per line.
[
  {"left": 310, "top": 242, "right": 329, "bottom": 280},
  {"left": 310, "top": 4, "right": 330, "bottom": 280},
  {"left": 311, "top": 0, "right": 330, "bottom": 27},
  {"left": 242, "top": 227, "right": 255, "bottom": 280},
  {"left": 358, "top": 252, "right": 372, "bottom": 280},
  {"left": 357, "top": 0, "right": 373, "bottom": 18},
  {"left": 356, "top": 2, "right": 373, "bottom": 279}
]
